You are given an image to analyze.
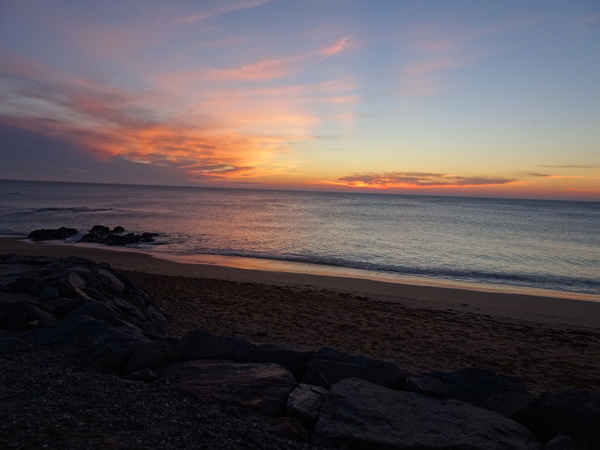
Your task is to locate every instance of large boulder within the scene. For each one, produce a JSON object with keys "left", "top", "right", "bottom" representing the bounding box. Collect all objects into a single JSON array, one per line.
[
  {"left": 302, "top": 346, "right": 406, "bottom": 389},
  {"left": 124, "top": 340, "right": 177, "bottom": 375},
  {"left": 158, "top": 360, "right": 297, "bottom": 417},
  {"left": 22, "top": 315, "right": 149, "bottom": 371},
  {"left": 286, "top": 383, "right": 328, "bottom": 427},
  {"left": 413, "top": 367, "right": 530, "bottom": 407},
  {"left": 1, "top": 256, "right": 167, "bottom": 335},
  {"left": 515, "top": 390, "right": 600, "bottom": 449},
  {"left": 313, "top": 378, "right": 541, "bottom": 449},
  {"left": 0, "top": 292, "right": 57, "bottom": 331},
  {"left": 27, "top": 227, "right": 78, "bottom": 241},
  {"left": 177, "top": 329, "right": 313, "bottom": 380}
]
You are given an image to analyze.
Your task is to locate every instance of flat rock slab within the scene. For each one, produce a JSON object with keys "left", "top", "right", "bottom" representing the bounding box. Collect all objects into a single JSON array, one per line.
[
  {"left": 313, "top": 378, "right": 541, "bottom": 449},
  {"left": 158, "top": 360, "right": 297, "bottom": 417},
  {"left": 177, "top": 329, "right": 312, "bottom": 380}
]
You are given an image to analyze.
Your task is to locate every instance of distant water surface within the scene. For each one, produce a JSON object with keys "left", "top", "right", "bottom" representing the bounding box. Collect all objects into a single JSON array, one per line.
[{"left": 1, "top": 179, "right": 599, "bottom": 296}]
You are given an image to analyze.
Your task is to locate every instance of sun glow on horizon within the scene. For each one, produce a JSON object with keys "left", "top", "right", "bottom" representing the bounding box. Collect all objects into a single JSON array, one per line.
[{"left": 0, "top": 1, "right": 599, "bottom": 200}]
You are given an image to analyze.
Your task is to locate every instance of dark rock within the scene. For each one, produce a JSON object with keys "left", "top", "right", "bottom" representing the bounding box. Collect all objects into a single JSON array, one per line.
[
  {"left": 27, "top": 227, "right": 78, "bottom": 241},
  {"left": 313, "top": 378, "right": 541, "bottom": 449},
  {"left": 33, "top": 283, "right": 60, "bottom": 300},
  {"left": 0, "top": 293, "right": 58, "bottom": 331},
  {"left": 124, "top": 340, "right": 177, "bottom": 374},
  {"left": 21, "top": 314, "right": 123, "bottom": 346},
  {"left": 286, "top": 383, "right": 328, "bottom": 427},
  {"left": 64, "top": 301, "right": 123, "bottom": 327},
  {"left": 420, "top": 367, "right": 529, "bottom": 407},
  {"left": 6, "top": 277, "right": 37, "bottom": 293},
  {"left": 141, "top": 232, "right": 158, "bottom": 242},
  {"left": 0, "top": 336, "right": 34, "bottom": 351},
  {"left": 79, "top": 325, "right": 149, "bottom": 372},
  {"left": 177, "top": 330, "right": 312, "bottom": 380},
  {"left": 543, "top": 434, "right": 576, "bottom": 450},
  {"left": 486, "top": 391, "right": 535, "bottom": 418},
  {"left": 518, "top": 390, "right": 600, "bottom": 449},
  {"left": 44, "top": 297, "right": 89, "bottom": 318},
  {"left": 93, "top": 268, "right": 125, "bottom": 293},
  {"left": 77, "top": 226, "right": 159, "bottom": 246},
  {"left": 90, "top": 225, "right": 111, "bottom": 234},
  {"left": 125, "top": 367, "right": 158, "bottom": 382},
  {"left": 407, "top": 373, "right": 447, "bottom": 398},
  {"left": 65, "top": 270, "right": 87, "bottom": 290},
  {"left": 1, "top": 256, "right": 166, "bottom": 357},
  {"left": 159, "top": 360, "right": 297, "bottom": 417},
  {"left": 302, "top": 346, "right": 406, "bottom": 389}
]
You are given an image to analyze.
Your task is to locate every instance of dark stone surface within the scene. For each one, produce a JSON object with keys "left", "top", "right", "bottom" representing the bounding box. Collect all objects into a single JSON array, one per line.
[
  {"left": 543, "top": 434, "right": 576, "bottom": 450},
  {"left": 517, "top": 390, "right": 600, "bottom": 449},
  {"left": 159, "top": 360, "right": 297, "bottom": 417},
  {"left": 124, "top": 340, "right": 177, "bottom": 374},
  {"left": 177, "top": 329, "right": 313, "bottom": 380},
  {"left": 27, "top": 227, "right": 78, "bottom": 241},
  {"left": 407, "top": 373, "right": 447, "bottom": 398},
  {"left": 0, "top": 292, "right": 57, "bottom": 331},
  {"left": 77, "top": 225, "right": 159, "bottom": 246},
  {"left": 420, "top": 367, "right": 530, "bottom": 407},
  {"left": 286, "top": 383, "right": 328, "bottom": 427},
  {"left": 302, "top": 346, "right": 406, "bottom": 389},
  {"left": 486, "top": 391, "right": 535, "bottom": 418},
  {"left": 313, "top": 378, "right": 541, "bottom": 449},
  {"left": 1, "top": 256, "right": 167, "bottom": 335}
]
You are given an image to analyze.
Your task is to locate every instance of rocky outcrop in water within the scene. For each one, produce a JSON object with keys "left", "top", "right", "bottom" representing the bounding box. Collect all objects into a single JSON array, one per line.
[
  {"left": 26, "top": 225, "right": 159, "bottom": 246},
  {"left": 79, "top": 225, "right": 159, "bottom": 246},
  {"left": 1, "top": 254, "right": 597, "bottom": 449},
  {"left": 27, "top": 227, "right": 78, "bottom": 241}
]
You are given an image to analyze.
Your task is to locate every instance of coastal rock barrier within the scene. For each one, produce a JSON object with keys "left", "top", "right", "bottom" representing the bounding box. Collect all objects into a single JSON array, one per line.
[
  {"left": 27, "top": 225, "right": 159, "bottom": 246},
  {"left": 1, "top": 255, "right": 599, "bottom": 449}
]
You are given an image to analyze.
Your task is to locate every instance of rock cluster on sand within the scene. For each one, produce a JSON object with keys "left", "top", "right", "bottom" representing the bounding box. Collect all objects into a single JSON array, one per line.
[
  {"left": 27, "top": 225, "right": 159, "bottom": 246},
  {"left": 1, "top": 255, "right": 599, "bottom": 449}
]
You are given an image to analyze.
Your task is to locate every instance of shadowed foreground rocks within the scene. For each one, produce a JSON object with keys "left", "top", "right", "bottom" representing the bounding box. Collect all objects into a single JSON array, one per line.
[{"left": 2, "top": 254, "right": 599, "bottom": 449}]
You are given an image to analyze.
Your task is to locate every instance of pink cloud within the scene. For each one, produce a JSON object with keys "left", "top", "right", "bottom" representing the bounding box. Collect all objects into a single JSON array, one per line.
[
  {"left": 0, "top": 56, "right": 299, "bottom": 182},
  {"left": 200, "top": 35, "right": 354, "bottom": 82},
  {"left": 315, "top": 172, "right": 517, "bottom": 190},
  {"left": 172, "top": 0, "right": 274, "bottom": 24}
]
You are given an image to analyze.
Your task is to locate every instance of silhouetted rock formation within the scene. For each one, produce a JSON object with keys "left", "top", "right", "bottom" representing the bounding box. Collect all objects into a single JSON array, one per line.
[
  {"left": 27, "top": 227, "right": 78, "bottom": 241},
  {"left": 1, "top": 254, "right": 599, "bottom": 449}
]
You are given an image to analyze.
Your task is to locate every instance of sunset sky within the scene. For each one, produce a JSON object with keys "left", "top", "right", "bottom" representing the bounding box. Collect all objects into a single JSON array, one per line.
[{"left": 1, "top": 0, "right": 599, "bottom": 199}]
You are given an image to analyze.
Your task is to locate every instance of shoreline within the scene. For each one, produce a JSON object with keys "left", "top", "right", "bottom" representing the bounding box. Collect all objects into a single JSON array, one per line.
[
  {"left": 2, "top": 234, "right": 599, "bottom": 301},
  {"left": 3, "top": 235, "right": 600, "bottom": 393},
  {"left": 2, "top": 236, "right": 600, "bottom": 329}
]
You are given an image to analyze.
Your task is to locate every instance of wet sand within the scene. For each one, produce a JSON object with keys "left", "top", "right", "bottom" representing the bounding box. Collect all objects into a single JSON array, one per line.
[{"left": 2, "top": 236, "right": 600, "bottom": 392}]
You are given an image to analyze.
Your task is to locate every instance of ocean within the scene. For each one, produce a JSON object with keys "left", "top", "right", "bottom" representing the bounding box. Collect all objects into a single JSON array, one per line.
[{"left": 1, "top": 179, "right": 599, "bottom": 297}]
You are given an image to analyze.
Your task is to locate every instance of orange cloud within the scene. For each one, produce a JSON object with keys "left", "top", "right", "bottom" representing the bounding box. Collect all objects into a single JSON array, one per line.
[
  {"left": 0, "top": 54, "right": 298, "bottom": 182},
  {"left": 315, "top": 172, "right": 517, "bottom": 190}
]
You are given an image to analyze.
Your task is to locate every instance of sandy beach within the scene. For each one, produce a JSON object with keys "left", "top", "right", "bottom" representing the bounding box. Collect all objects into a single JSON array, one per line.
[{"left": 2, "top": 236, "right": 600, "bottom": 393}]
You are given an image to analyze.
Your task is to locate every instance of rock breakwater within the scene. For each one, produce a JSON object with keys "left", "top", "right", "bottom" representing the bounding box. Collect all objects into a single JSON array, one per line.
[{"left": 1, "top": 254, "right": 599, "bottom": 449}]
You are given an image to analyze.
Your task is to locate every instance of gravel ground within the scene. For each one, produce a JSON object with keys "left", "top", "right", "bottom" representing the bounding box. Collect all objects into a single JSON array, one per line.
[{"left": 0, "top": 334, "right": 325, "bottom": 449}]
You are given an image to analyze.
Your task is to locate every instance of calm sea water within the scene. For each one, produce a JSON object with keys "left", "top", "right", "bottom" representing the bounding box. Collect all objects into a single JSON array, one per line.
[{"left": 1, "top": 179, "right": 599, "bottom": 296}]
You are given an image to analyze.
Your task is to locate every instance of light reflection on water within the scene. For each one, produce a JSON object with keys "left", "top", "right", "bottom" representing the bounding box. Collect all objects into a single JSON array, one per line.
[{"left": 1, "top": 180, "right": 599, "bottom": 295}]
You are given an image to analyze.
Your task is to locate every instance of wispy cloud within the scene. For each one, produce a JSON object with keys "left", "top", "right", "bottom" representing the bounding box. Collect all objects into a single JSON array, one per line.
[
  {"left": 172, "top": 0, "right": 274, "bottom": 24},
  {"left": 315, "top": 172, "right": 516, "bottom": 190},
  {"left": 0, "top": 53, "right": 297, "bottom": 182},
  {"left": 539, "top": 164, "right": 600, "bottom": 169},
  {"left": 201, "top": 35, "right": 353, "bottom": 82}
]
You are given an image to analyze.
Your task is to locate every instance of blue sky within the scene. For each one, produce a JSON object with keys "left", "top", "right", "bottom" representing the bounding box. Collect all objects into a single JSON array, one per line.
[{"left": 1, "top": 0, "right": 599, "bottom": 199}]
